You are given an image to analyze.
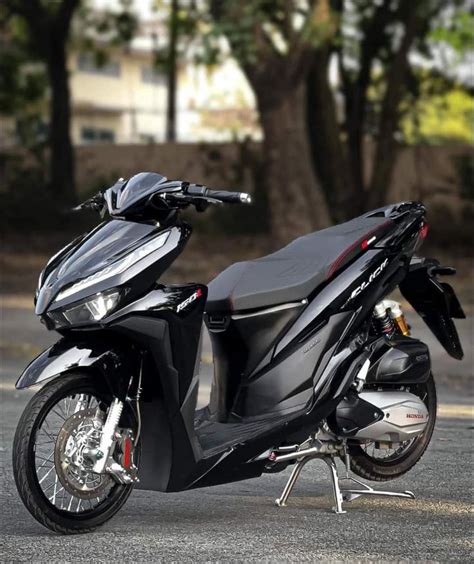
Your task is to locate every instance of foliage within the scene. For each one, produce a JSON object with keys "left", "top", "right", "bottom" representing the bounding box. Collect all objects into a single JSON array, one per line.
[
  {"left": 1, "top": 0, "right": 139, "bottom": 203},
  {"left": 429, "top": 4, "right": 473, "bottom": 54},
  {"left": 0, "top": 151, "right": 93, "bottom": 234},
  {"left": 0, "top": 7, "right": 48, "bottom": 152},
  {"left": 402, "top": 85, "right": 473, "bottom": 144},
  {"left": 151, "top": 0, "right": 202, "bottom": 71},
  {"left": 74, "top": 0, "right": 138, "bottom": 66}
]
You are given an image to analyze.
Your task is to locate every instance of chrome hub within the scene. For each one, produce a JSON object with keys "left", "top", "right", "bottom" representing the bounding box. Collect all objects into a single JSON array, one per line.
[{"left": 55, "top": 408, "right": 113, "bottom": 499}]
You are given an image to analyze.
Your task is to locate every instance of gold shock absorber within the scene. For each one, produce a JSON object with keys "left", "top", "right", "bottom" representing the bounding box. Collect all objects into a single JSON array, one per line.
[{"left": 389, "top": 302, "right": 411, "bottom": 336}]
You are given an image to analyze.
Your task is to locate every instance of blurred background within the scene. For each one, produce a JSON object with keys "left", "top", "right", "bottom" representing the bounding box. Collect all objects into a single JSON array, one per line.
[
  {"left": 0, "top": 0, "right": 472, "bottom": 298},
  {"left": 1, "top": 4, "right": 473, "bottom": 555}
]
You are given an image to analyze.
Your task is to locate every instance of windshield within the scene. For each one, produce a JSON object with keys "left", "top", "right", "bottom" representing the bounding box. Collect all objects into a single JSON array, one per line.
[{"left": 111, "top": 172, "right": 168, "bottom": 213}]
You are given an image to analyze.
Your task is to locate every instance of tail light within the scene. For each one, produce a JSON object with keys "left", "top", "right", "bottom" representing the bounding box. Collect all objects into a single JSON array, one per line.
[{"left": 419, "top": 222, "right": 429, "bottom": 240}]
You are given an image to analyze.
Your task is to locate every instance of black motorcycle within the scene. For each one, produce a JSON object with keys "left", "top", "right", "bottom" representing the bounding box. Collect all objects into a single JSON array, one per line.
[{"left": 13, "top": 172, "right": 465, "bottom": 534}]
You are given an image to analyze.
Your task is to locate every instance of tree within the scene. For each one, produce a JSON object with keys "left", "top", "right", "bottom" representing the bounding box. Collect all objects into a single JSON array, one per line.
[
  {"left": 3, "top": 0, "right": 81, "bottom": 204},
  {"left": 209, "top": 1, "right": 471, "bottom": 230},
  {"left": 166, "top": 0, "right": 179, "bottom": 141},
  {"left": 210, "top": 1, "right": 332, "bottom": 243},
  {"left": 1, "top": 0, "right": 137, "bottom": 204},
  {"left": 152, "top": 0, "right": 203, "bottom": 142},
  {"left": 0, "top": 27, "right": 48, "bottom": 153},
  {"left": 402, "top": 81, "right": 474, "bottom": 145},
  {"left": 307, "top": 0, "right": 473, "bottom": 219}
]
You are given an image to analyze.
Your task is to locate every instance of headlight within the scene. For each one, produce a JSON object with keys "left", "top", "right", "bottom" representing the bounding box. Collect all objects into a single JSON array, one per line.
[
  {"left": 48, "top": 290, "right": 121, "bottom": 328},
  {"left": 54, "top": 230, "right": 170, "bottom": 302}
]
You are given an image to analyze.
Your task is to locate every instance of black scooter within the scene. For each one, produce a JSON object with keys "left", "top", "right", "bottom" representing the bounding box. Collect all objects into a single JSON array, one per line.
[{"left": 13, "top": 172, "right": 465, "bottom": 534}]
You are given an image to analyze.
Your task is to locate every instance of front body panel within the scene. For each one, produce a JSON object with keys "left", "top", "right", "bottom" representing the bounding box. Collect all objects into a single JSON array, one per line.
[{"left": 36, "top": 221, "right": 191, "bottom": 315}]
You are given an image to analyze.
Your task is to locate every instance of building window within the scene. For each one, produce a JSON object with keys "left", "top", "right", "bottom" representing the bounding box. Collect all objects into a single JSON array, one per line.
[
  {"left": 77, "top": 53, "right": 121, "bottom": 77},
  {"left": 139, "top": 133, "right": 156, "bottom": 144},
  {"left": 81, "top": 127, "right": 115, "bottom": 144},
  {"left": 141, "top": 66, "right": 164, "bottom": 85}
]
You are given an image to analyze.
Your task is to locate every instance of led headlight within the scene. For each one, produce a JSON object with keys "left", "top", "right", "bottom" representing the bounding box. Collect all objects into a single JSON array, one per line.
[
  {"left": 54, "top": 230, "right": 170, "bottom": 302},
  {"left": 48, "top": 290, "right": 121, "bottom": 328}
]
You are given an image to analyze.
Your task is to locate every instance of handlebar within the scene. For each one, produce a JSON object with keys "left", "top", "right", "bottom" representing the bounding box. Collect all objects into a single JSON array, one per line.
[
  {"left": 185, "top": 184, "right": 252, "bottom": 204},
  {"left": 76, "top": 177, "right": 252, "bottom": 218}
]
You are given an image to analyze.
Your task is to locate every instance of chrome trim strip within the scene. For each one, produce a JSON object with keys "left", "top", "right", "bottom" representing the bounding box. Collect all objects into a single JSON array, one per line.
[{"left": 231, "top": 300, "right": 307, "bottom": 320}]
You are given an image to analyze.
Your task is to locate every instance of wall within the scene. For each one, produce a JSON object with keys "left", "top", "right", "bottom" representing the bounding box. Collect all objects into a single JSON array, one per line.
[
  {"left": 75, "top": 142, "right": 253, "bottom": 192},
  {"left": 75, "top": 142, "right": 473, "bottom": 217}
]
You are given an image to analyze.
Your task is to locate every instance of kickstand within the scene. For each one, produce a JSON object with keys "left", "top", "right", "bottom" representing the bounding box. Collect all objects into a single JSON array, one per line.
[{"left": 275, "top": 453, "right": 415, "bottom": 515}]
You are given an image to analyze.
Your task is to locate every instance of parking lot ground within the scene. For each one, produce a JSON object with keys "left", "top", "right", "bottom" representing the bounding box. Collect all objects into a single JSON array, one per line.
[{"left": 1, "top": 303, "right": 472, "bottom": 561}]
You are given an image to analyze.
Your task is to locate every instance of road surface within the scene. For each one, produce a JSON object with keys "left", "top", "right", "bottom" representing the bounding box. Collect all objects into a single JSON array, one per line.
[{"left": 1, "top": 303, "right": 472, "bottom": 561}]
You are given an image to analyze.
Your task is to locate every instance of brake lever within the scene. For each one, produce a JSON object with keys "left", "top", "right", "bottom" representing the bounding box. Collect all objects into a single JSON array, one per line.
[
  {"left": 72, "top": 194, "right": 106, "bottom": 215},
  {"left": 199, "top": 196, "right": 222, "bottom": 205}
]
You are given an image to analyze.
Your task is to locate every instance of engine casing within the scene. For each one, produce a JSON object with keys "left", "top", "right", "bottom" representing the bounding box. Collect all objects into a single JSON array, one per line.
[{"left": 354, "top": 391, "right": 429, "bottom": 443}]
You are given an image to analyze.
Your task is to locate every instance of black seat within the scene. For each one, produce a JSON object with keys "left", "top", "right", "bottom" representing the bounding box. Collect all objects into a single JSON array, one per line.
[{"left": 206, "top": 213, "right": 394, "bottom": 313}]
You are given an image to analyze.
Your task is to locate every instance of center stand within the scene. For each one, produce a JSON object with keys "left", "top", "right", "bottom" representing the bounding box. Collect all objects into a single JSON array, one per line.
[{"left": 274, "top": 452, "right": 415, "bottom": 514}]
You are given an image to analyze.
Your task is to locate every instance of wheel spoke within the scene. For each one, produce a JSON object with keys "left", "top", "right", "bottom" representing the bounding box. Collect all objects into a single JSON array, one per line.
[
  {"left": 50, "top": 407, "right": 67, "bottom": 422},
  {"left": 33, "top": 389, "right": 116, "bottom": 515},
  {"left": 49, "top": 482, "right": 64, "bottom": 504},
  {"left": 36, "top": 452, "right": 54, "bottom": 467},
  {"left": 67, "top": 494, "right": 74, "bottom": 512},
  {"left": 39, "top": 464, "right": 56, "bottom": 484},
  {"left": 39, "top": 427, "right": 57, "bottom": 443}
]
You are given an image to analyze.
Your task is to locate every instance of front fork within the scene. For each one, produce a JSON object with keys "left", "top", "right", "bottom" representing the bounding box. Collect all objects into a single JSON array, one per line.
[
  {"left": 91, "top": 356, "right": 143, "bottom": 483},
  {"left": 91, "top": 398, "right": 124, "bottom": 474},
  {"left": 83, "top": 398, "right": 138, "bottom": 485}
]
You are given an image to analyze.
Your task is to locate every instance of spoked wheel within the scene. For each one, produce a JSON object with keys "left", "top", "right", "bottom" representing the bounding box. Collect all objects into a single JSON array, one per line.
[
  {"left": 13, "top": 373, "right": 137, "bottom": 534},
  {"left": 348, "top": 373, "right": 437, "bottom": 482}
]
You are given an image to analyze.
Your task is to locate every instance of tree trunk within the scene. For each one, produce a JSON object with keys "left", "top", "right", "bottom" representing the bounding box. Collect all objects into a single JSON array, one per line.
[
  {"left": 166, "top": 0, "right": 178, "bottom": 142},
  {"left": 307, "top": 51, "right": 356, "bottom": 222},
  {"left": 256, "top": 82, "right": 331, "bottom": 246},
  {"left": 367, "top": 3, "right": 425, "bottom": 210},
  {"left": 345, "top": 102, "right": 367, "bottom": 213},
  {"left": 46, "top": 37, "right": 76, "bottom": 204}
]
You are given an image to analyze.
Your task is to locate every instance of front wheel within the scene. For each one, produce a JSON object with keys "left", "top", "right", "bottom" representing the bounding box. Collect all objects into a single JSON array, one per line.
[
  {"left": 347, "top": 373, "right": 437, "bottom": 482},
  {"left": 13, "top": 372, "right": 137, "bottom": 534}
]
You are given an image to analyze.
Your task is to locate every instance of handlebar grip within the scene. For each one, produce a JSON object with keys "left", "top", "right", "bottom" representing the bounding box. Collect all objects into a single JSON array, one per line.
[
  {"left": 207, "top": 190, "right": 252, "bottom": 204},
  {"left": 184, "top": 184, "right": 251, "bottom": 204}
]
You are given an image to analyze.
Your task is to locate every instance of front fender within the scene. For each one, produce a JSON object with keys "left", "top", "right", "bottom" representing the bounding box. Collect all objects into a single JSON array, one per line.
[{"left": 16, "top": 339, "right": 124, "bottom": 393}]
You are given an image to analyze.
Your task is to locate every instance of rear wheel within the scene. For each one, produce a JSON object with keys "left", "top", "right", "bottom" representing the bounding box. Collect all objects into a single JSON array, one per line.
[
  {"left": 13, "top": 372, "right": 137, "bottom": 534},
  {"left": 347, "top": 373, "right": 437, "bottom": 482}
]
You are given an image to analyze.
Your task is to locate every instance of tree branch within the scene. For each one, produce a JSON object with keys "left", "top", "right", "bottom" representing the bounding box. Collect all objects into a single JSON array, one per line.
[
  {"left": 55, "top": 0, "right": 81, "bottom": 39},
  {"left": 287, "top": 0, "right": 332, "bottom": 80},
  {"left": 368, "top": 0, "right": 431, "bottom": 207},
  {"left": 210, "top": 0, "right": 283, "bottom": 86}
]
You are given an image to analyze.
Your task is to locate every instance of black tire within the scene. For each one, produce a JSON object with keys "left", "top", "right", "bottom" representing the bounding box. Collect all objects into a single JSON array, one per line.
[
  {"left": 13, "top": 372, "right": 136, "bottom": 534},
  {"left": 347, "top": 373, "right": 437, "bottom": 482}
]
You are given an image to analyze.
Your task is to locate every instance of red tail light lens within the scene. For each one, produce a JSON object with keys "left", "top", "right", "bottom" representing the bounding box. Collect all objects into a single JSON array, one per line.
[{"left": 419, "top": 223, "right": 429, "bottom": 240}]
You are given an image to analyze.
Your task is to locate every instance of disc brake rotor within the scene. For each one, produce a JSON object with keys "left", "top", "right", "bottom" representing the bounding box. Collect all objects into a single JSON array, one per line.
[{"left": 54, "top": 408, "right": 113, "bottom": 500}]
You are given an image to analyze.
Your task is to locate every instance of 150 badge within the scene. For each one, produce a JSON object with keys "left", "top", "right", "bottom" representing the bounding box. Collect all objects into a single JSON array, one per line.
[{"left": 176, "top": 288, "right": 203, "bottom": 312}]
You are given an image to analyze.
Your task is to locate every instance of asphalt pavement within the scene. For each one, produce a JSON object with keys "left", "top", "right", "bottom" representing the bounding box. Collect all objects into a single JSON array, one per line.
[{"left": 1, "top": 302, "right": 472, "bottom": 562}]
